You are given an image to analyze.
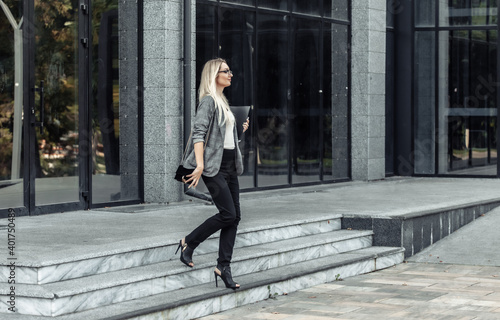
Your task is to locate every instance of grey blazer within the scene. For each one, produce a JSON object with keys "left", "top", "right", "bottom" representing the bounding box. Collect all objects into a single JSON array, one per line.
[{"left": 182, "top": 96, "right": 244, "bottom": 177}]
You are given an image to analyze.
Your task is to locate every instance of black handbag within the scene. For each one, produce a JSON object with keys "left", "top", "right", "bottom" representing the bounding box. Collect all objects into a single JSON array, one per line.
[{"left": 174, "top": 165, "right": 194, "bottom": 183}]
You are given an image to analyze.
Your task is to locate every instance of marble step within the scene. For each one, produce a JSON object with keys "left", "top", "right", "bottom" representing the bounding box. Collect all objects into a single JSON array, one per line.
[
  {"left": 1, "top": 214, "right": 342, "bottom": 285},
  {"left": 5, "top": 246, "right": 405, "bottom": 319},
  {"left": 0, "top": 229, "right": 373, "bottom": 316}
]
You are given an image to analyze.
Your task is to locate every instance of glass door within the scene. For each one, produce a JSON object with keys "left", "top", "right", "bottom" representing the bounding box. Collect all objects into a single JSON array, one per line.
[
  {"left": 0, "top": 0, "right": 89, "bottom": 216},
  {"left": 27, "top": 0, "right": 86, "bottom": 213}
]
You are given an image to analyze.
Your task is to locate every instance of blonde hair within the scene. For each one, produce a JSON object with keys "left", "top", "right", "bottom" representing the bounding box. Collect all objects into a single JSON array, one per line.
[{"left": 198, "top": 58, "right": 235, "bottom": 126}]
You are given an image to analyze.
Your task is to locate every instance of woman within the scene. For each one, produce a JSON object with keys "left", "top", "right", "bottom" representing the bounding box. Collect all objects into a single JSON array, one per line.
[{"left": 175, "top": 58, "right": 249, "bottom": 290}]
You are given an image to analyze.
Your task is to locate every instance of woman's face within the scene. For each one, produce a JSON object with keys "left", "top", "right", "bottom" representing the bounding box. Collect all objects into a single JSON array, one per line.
[{"left": 216, "top": 62, "right": 233, "bottom": 90}]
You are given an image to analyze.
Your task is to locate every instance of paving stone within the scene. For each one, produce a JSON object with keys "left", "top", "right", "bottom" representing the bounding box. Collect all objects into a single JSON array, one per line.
[{"left": 198, "top": 262, "right": 500, "bottom": 320}]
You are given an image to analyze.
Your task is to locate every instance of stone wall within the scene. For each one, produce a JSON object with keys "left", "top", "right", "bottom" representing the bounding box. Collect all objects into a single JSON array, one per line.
[
  {"left": 143, "top": 0, "right": 195, "bottom": 203},
  {"left": 351, "top": 1, "right": 387, "bottom": 181}
]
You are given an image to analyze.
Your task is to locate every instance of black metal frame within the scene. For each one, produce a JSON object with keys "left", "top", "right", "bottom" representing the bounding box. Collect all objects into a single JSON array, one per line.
[
  {"left": 394, "top": 0, "right": 415, "bottom": 177},
  {"left": 0, "top": 0, "right": 144, "bottom": 218},
  {"left": 81, "top": 0, "right": 91, "bottom": 208},
  {"left": 198, "top": 0, "right": 351, "bottom": 190},
  {"left": 409, "top": 0, "right": 500, "bottom": 178},
  {"left": 385, "top": 2, "right": 396, "bottom": 177}
]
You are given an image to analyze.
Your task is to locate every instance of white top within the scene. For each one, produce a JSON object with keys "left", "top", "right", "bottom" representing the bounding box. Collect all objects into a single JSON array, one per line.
[{"left": 224, "top": 118, "right": 235, "bottom": 150}]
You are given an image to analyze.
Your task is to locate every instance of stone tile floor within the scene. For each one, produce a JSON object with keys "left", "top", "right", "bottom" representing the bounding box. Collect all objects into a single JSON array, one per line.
[{"left": 198, "top": 262, "right": 500, "bottom": 320}]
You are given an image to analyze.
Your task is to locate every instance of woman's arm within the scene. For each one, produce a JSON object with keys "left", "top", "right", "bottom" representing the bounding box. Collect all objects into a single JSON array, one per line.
[
  {"left": 185, "top": 141, "right": 204, "bottom": 188},
  {"left": 192, "top": 96, "right": 215, "bottom": 144},
  {"left": 185, "top": 96, "right": 215, "bottom": 187}
]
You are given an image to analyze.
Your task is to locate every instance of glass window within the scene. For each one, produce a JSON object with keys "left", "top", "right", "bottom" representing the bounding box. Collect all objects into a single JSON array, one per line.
[
  {"left": 441, "top": 0, "right": 497, "bottom": 26},
  {"left": 256, "top": 13, "right": 289, "bottom": 187},
  {"left": 415, "top": 0, "right": 435, "bottom": 27},
  {"left": 292, "top": 0, "right": 320, "bottom": 16},
  {"left": 292, "top": 18, "right": 321, "bottom": 183},
  {"left": 194, "top": 4, "right": 217, "bottom": 195},
  {"left": 0, "top": 0, "right": 24, "bottom": 209},
  {"left": 258, "top": 0, "right": 287, "bottom": 11},
  {"left": 196, "top": 4, "right": 217, "bottom": 91},
  {"left": 414, "top": 31, "right": 436, "bottom": 174},
  {"left": 324, "top": 0, "right": 349, "bottom": 21},
  {"left": 438, "top": 30, "right": 497, "bottom": 175},
  {"left": 34, "top": 0, "right": 80, "bottom": 206},
  {"left": 223, "top": 0, "right": 255, "bottom": 6},
  {"left": 91, "top": 0, "right": 141, "bottom": 203},
  {"left": 196, "top": 1, "right": 351, "bottom": 186},
  {"left": 219, "top": 8, "right": 256, "bottom": 189},
  {"left": 220, "top": 8, "right": 255, "bottom": 107},
  {"left": 492, "top": 1, "right": 498, "bottom": 25}
]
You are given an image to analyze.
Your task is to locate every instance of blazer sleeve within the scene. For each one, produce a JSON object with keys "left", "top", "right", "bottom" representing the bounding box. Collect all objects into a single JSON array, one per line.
[{"left": 192, "top": 96, "right": 216, "bottom": 144}]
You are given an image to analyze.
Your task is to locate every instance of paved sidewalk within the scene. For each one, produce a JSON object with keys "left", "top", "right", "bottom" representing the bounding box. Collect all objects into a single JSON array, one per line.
[{"left": 198, "top": 207, "right": 500, "bottom": 320}]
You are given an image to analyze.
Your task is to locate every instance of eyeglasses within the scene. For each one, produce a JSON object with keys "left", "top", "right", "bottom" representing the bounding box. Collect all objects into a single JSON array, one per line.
[{"left": 218, "top": 69, "right": 233, "bottom": 76}]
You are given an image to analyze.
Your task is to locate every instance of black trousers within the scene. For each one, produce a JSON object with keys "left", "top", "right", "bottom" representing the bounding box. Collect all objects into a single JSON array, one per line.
[{"left": 185, "top": 149, "right": 241, "bottom": 267}]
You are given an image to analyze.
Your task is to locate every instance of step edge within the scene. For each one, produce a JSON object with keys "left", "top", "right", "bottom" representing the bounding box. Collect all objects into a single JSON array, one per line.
[
  {"left": 1, "top": 248, "right": 404, "bottom": 317},
  {"left": 9, "top": 232, "right": 375, "bottom": 296},
  {"left": 101, "top": 249, "right": 404, "bottom": 320},
  {"left": 0, "top": 215, "right": 343, "bottom": 268}
]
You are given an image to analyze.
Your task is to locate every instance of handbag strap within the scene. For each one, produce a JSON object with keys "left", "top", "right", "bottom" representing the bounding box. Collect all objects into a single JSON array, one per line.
[{"left": 181, "top": 108, "right": 217, "bottom": 161}]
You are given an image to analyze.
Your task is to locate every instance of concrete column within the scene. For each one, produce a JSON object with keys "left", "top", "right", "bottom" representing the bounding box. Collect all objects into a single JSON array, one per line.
[
  {"left": 143, "top": 0, "right": 195, "bottom": 203},
  {"left": 351, "top": 0, "right": 387, "bottom": 181}
]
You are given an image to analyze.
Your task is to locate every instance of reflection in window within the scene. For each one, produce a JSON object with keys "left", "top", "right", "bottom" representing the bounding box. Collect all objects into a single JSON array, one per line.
[
  {"left": 292, "top": 18, "right": 320, "bottom": 183},
  {"left": 91, "top": 0, "right": 140, "bottom": 203},
  {"left": 34, "top": 0, "right": 80, "bottom": 205},
  {"left": 256, "top": 14, "right": 289, "bottom": 187},
  {"left": 440, "top": 30, "right": 497, "bottom": 175},
  {"left": 258, "top": 0, "right": 286, "bottom": 11},
  {"left": 324, "top": 0, "right": 349, "bottom": 21},
  {"left": 292, "top": 0, "right": 320, "bottom": 16},
  {"left": 0, "top": 0, "right": 24, "bottom": 209},
  {"left": 195, "top": 1, "right": 351, "bottom": 187},
  {"left": 415, "top": 0, "right": 435, "bottom": 27},
  {"left": 442, "top": 0, "right": 497, "bottom": 26},
  {"left": 196, "top": 4, "right": 216, "bottom": 91},
  {"left": 414, "top": 31, "right": 435, "bottom": 174},
  {"left": 224, "top": 0, "right": 254, "bottom": 6},
  {"left": 220, "top": 8, "right": 256, "bottom": 188}
]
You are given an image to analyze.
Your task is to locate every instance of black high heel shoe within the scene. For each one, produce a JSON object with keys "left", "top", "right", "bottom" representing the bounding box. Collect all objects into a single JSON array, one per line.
[
  {"left": 175, "top": 239, "right": 194, "bottom": 268},
  {"left": 214, "top": 265, "right": 240, "bottom": 290}
]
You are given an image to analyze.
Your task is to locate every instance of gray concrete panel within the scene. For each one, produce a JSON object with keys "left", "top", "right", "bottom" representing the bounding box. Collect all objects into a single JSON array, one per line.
[{"left": 143, "top": 1, "right": 167, "bottom": 30}]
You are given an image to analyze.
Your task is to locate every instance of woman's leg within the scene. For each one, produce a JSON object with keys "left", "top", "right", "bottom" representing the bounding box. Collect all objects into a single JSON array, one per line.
[
  {"left": 217, "top": 173, "right": 240, "bottom": 267},
  {"left": 184, "top": 172, "right": 237, "bottom": 250}
]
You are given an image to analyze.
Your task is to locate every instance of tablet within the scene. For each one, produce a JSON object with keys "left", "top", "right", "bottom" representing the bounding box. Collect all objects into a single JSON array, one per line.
[{"left": 230, "top": 106, "right": 251, "bottom": 139}]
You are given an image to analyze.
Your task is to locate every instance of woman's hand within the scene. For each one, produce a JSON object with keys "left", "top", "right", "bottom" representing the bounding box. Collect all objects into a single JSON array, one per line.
[
  {"left": 185, "top": 165, "right": 203, "bottom": 188},
  {"left": 184, "top": 141, "right": 205, "bottom": 188},
  {"left": 243, "top": 118, "right": 250, "bottom": 132}
]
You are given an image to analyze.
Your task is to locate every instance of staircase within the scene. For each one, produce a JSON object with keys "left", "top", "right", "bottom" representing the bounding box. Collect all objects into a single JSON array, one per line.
[{"left": 0, "top": 214, "right": 404, "bottom": 319}]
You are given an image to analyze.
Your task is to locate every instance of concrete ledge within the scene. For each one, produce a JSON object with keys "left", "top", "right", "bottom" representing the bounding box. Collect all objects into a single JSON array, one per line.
[{"left": 342, "top": 199, "right": 500, "bottom": 258}]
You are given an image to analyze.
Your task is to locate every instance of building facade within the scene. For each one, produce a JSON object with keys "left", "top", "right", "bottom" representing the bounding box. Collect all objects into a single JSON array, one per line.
[{"left": 0, "top": 0, "right": 497, "bottom": 217}]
